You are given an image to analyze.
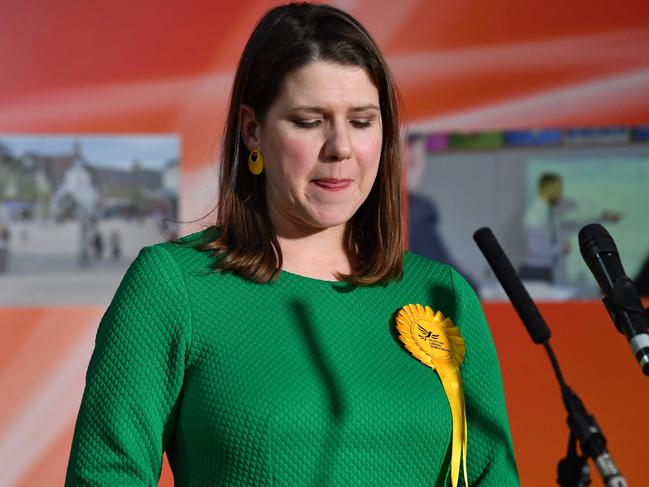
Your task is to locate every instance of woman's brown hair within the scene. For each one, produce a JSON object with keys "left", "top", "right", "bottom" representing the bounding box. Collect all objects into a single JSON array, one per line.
[{"left": 198, "top": 2, "right": 403, "bottom": 285}]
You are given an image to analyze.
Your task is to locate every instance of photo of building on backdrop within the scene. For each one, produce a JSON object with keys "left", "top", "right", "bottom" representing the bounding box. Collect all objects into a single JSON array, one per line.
[
  {"left": 406, "top": 126, "right": 649, "bottom": 301},
  {"left": 0, "top": 135, "right": 179, "bottom": 306}
]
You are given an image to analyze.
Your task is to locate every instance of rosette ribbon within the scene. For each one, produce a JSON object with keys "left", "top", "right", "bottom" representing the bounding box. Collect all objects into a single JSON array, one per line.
[{"left": 396, "top": 304, "right": 467, "bottom": 487}]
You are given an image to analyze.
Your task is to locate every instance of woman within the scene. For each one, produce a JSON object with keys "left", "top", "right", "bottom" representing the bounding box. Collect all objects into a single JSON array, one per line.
[{"left": 66, "top": 3, "right": 519, "bottom": 486}]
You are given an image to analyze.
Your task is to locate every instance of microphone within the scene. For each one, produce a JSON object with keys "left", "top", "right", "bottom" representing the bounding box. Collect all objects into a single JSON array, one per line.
[
  {"left": 473, "top": 227, "right": 550, "bottom": 344},
  {"left": 578, "top": 223, "right": 649, "bottom": 376},
  {"left": 473, "top": 227, "right": 628, "bottom": 487}
]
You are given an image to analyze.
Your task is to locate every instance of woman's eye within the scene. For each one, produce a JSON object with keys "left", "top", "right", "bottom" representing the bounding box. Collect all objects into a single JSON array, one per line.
[
  {"left": 351, "top": 119, "right": 372, "bottom": 128},
  {"left": 293, "top": 120, "right": 321, "bottom": 128}
]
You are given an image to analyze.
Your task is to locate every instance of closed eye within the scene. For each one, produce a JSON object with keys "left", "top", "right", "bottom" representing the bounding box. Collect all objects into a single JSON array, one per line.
[
  {"left": 292, "top": 119, "right": 322, "bottom": 129},
  {"left": 350, "top": 119, "right": 373, "bottom": 128}
]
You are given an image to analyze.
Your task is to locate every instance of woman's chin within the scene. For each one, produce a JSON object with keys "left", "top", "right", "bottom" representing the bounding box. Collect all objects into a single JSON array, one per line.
[
  {"left": 305, "top": 208, "right": 358, "bottom": 230},
  {"left": 273, "top": 203, "right": 361, "bottom": 234}
]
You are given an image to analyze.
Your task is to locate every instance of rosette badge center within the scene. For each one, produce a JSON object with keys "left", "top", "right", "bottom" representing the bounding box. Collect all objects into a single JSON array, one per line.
[
  {"left": 396, "top": 304, "right": 468, "bottom": 487},
  {"left": 414, "top": 319, "right": 452, "bottom": 359}
]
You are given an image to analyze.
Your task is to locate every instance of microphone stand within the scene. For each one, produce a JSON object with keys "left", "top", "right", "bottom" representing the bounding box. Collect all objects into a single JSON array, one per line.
[
  {"left": 540, "top": 336, "right": 627, "bottom": 487},
  {"left": 472, "top": 227, "right": 628, "bottom": 486},
  {"left": 605, "top": 276, "right": 649, "bottom": 375}
]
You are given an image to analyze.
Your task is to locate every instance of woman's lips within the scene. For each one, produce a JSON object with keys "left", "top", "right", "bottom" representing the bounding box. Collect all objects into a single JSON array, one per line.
[{"left": 312, "top": 178, "right": 353, "bottom": 191}]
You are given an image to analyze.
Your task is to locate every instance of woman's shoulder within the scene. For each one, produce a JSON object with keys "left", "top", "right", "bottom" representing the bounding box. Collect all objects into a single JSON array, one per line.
[
  {"left": 403, "top": 250, "right": 453, "bottom": 281},
  {"left": 403, "top": 251, "right": 476, "bottom": 296},
  {"left": 147, "top": 226, "right": 219, "bottom": 273},
  {"left": 111, "top": 228, "right": 223, "bottom": 316}
]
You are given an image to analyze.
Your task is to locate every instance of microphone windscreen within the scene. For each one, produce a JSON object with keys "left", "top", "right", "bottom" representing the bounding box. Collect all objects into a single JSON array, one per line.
[
  {"left": 473, "top": 227, "right": 551, "bottom": 344},
  {"left": 578, "top": 223, "right": 618, "bottom": 267}
]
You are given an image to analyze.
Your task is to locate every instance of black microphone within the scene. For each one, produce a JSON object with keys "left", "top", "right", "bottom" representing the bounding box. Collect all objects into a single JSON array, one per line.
[
  {"left": 474, "top": 226, "right": 628, "bottom": 487},
  {"left": 578, "top": 223, "right": 649, "bottom": 376},
  {"left": 473, "top": 227, "right": 550, "bottom": 344}
]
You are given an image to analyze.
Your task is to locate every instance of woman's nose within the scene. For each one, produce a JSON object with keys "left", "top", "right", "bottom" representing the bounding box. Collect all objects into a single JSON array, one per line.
[{"left": 323, "top": 123, "right": 352, "bottom": 161}]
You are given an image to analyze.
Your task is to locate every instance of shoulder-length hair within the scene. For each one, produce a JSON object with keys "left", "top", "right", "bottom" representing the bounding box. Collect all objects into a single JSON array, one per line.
[{"left": 199, "top": 2, "right": 403, "bottom": 285}]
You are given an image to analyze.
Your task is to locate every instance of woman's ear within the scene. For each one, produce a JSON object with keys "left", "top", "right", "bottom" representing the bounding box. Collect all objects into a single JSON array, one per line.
[{"left": 240, "top": 104, "right": 260, "bottom": 151}]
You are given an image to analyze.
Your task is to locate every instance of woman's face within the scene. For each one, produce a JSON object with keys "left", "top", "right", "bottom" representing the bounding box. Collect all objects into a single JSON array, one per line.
[{"left": 242, "top": 61, "right": 382, "bottom": 235}]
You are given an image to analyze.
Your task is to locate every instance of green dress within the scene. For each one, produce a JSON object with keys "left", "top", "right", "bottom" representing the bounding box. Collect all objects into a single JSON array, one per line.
[{"left": 66, "top": 231, "right": 519, "bottom": 486}]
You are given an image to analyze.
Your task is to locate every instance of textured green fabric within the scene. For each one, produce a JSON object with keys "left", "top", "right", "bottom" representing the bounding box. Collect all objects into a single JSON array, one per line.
[{"left": 66, "top": 230, "right": 519, "bottom": 486}]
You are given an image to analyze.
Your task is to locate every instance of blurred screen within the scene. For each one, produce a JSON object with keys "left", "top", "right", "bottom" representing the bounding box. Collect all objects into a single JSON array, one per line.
[{"left": 406, "top": 126, "right": 649, "bottom": 300}]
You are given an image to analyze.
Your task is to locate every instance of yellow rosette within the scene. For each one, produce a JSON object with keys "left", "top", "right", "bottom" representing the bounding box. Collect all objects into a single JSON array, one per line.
[{"left": 396, "top": 304, "right": 467, "bottom": 487}]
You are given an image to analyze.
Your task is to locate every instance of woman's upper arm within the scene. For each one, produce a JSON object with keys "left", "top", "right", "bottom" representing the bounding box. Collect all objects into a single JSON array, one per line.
[{"left": 65, "top": 245, "right": 193, "bottom": 486}]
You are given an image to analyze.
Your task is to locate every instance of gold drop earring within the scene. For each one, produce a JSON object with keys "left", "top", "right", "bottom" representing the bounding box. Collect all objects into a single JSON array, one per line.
[{"left": 248, "top": 149, "right": 264, "bottom": 175}]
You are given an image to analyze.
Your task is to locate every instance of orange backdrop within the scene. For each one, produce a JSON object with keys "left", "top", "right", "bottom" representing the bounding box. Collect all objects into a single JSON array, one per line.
[{"left": 1, "top": 1, "right": 649, "bottom": 485}]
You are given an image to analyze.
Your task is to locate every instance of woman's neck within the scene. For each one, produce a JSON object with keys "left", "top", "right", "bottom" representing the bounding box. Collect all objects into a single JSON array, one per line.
[{"left": 272, "top": 217, "right": 352, "bottom": 281}]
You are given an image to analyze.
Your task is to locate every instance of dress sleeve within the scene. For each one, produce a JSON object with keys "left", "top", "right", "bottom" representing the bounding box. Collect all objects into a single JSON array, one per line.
[
  {"left": 65, "top": 245, "right": 193, "bottom": 486},
  {"left": 449, "top": 267, "right": 520, "bottom": 486}
]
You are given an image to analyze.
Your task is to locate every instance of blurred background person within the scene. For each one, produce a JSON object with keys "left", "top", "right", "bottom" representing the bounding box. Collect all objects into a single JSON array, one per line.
[
  {"left": 406, "top": 133, "right": 477, "bottom": 290},
  {"left": 520, "top": 172, "right": 622, "bottom": 286},
  {"left": 0, "top": 220, "right": 9, "bottom": 273}
]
